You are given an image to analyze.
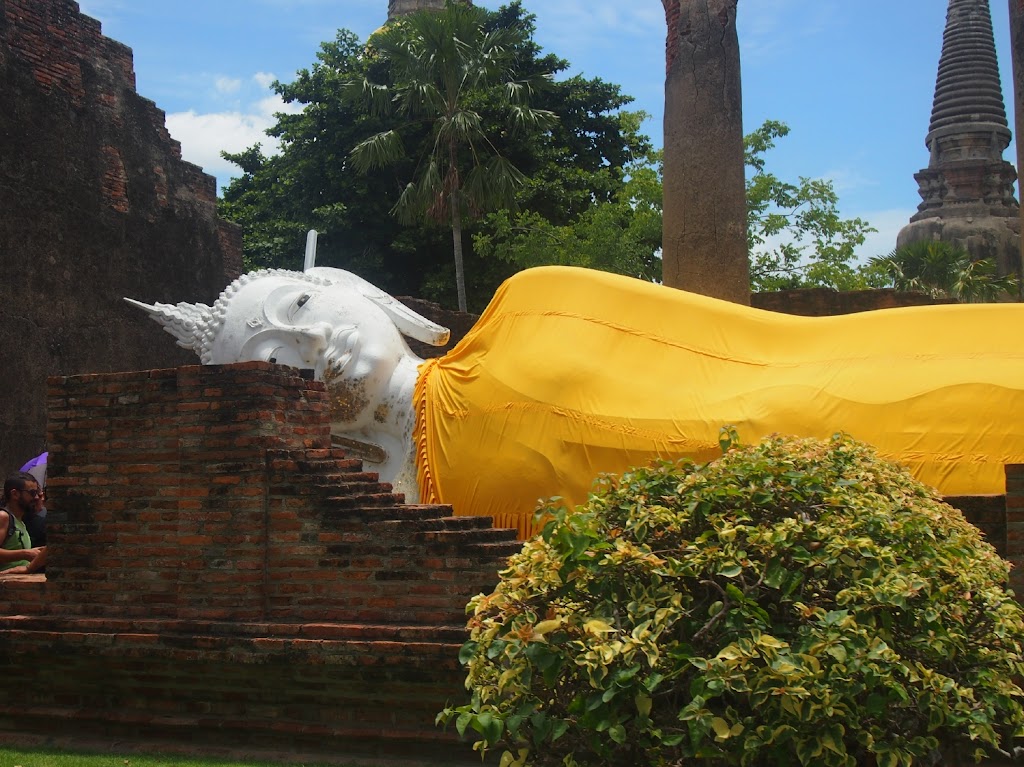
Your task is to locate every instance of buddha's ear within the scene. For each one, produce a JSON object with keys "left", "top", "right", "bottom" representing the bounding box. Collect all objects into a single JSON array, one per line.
[
  {"left": 125, "top": 298, "right": 214, "bottom": 357},
  {"left": 306, "top": 267, "right": 451, "bottom": 347}
]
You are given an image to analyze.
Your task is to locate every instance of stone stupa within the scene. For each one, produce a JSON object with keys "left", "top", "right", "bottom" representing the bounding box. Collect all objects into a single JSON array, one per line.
[
  {"left": 388, "top": 0, "right": 470, "bottom": 20},
  {"left": 896, "top": 0, "right": 1022, "bottom": 278}
]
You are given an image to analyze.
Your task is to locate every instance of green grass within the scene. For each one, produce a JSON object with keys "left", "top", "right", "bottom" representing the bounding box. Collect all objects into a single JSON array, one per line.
[{"left": 0, "top": 747, "right": 356, "bottom": 767}]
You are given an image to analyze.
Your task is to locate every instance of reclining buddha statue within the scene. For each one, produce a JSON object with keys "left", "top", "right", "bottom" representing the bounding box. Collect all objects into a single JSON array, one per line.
[{"left": 130, "top": 265, "right": 1024, "bottom": 538}]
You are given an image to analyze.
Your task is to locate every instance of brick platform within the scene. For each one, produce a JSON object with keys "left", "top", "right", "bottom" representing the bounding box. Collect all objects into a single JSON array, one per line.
[
  {"left": 0, "top": 360, "right": 1020, "bottom": 762},
  {"left": 0, "top": 362, "right": 520, "bottom": 760}
]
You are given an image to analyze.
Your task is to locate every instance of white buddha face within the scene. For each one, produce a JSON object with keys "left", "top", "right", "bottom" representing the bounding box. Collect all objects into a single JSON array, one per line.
[{"left": 208, "top": 273, "right": 411, "bottom": 432}]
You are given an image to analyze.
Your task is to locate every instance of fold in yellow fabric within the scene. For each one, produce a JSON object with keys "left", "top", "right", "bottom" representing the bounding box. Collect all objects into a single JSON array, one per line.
[{"left": 414, "top": 266, "right": 1024, "bottom": 539}]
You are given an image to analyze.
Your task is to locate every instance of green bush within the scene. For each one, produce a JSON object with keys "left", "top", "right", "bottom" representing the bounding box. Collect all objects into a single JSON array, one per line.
[{"left": 439, "top": 434, "right": 1024, "bottom": 767}]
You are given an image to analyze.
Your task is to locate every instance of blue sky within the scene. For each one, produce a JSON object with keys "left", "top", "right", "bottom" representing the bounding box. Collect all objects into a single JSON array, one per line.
[{"left": 77, "top": 0, "right": 1017, "bottom": 262}]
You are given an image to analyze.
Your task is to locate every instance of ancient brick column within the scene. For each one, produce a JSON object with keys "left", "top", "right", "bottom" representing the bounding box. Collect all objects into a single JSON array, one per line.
[
  {"left": 0, "top": 0, "right": 243, "bottom": 475},
  {"left": 387, "top": 0, "right": 468, "bottom": 20},
  {"left": 1004, "top": 465, "right": 1024, "bottom": 595},
  {"left": 661, "top": 0, "right": 749, "bottom": 305}
]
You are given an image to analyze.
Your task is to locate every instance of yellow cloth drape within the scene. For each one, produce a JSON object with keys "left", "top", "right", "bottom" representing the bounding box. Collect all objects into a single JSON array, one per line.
[{"left": 414, "top": 266, "right": 1024, "bottom": 538}]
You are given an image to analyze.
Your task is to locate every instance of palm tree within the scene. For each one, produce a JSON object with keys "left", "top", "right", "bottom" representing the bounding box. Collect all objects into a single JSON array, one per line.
[
  {"left": 866, "top": 241, "right": 1019, "bottom": 302},
  {"left": 349, "top": 2, "right": 556, "bottom": 311}
]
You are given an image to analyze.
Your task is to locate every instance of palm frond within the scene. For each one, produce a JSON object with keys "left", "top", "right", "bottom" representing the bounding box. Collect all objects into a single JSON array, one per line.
[
  {"left": 507, "top": 105, "right": 559, "bottom": 135},
  {"left": 463, "top": 155, "right": 525, "bottom": 211},
  {"left": 871, "top": 240, "right": 1019, "bottom": 302},
  {"left": 350, "top": 130, "right": 405, "bottom": 173},
  {"left": 343, "top": 77, "right": 394, "bottom": 118},
  {"left": 437, "top": 109, "right": 484, "bottom": 144},
  {"left": 396, "top": 81, "right": 444, "bottom": 118},
  {"left": 393, "top": 157, "right": 447, "bottom": 226}
]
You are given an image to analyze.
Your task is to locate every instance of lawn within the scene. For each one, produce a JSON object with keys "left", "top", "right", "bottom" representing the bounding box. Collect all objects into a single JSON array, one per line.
[{"left": 0, "top": 747, "right": 365, "bottom": 767}]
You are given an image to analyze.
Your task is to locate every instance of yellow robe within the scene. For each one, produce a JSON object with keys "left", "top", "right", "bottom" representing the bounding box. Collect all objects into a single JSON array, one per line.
[{"left": 414, "top": 266, "right": 1024, "bottom": 538}]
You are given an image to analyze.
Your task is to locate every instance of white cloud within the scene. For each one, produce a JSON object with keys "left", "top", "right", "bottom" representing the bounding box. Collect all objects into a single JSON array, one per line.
[
  {"left": 528, "top": 1, "right": 663, "bottom": 51},
  {"left": 214, "top": 76, "right": 242, "bottom": 95},
  {"left": 253, "top": 72, "right": 277, "bottom": 89},
  {"left": 851, "top": 208, "right": 916, "bottom": 262},
  {"left": 819, "top": 167, "right": 876, "bottom": 195},
  {"left": 256, "top": 94, "right": 302, "bottom": 117},
  {"left": 166, "top": 109, "right": 277, "bottom": 184},
  {"left": 164, "top": 83, "right": 304, "bottom": 189},
  {"left": 740, "top": 0, "right": 839, "bottom": 63}
]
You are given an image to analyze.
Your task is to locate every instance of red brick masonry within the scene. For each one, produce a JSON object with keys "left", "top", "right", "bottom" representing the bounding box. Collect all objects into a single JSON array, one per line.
[
  {"left": 0, "top": 362, "right": 520, "bottom": 760},
  {"left": 0, "top": 361, "right": 1017, "bottom": 760}
]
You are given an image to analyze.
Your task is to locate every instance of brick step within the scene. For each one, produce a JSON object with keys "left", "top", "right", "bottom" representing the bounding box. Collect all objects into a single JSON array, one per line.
[
  {"left": 293, "top": 458, "right": 366, "bottom": 473},
  {"left": 326, "top": 607, "right": 471, "bottom": 625},
  {"left": 268, "top": 466, "right": 385, "bottom": 485},
  {"left": 269, "top": 482, "right": 393, "bottom": 501},
  {"left": 416, "top": 528, "right": 520, "bottom": 545},
  {"left": 309, "top": 472, "right": 389, "bottom": 486},
  {"left": 305, "top": 480, "right": 393, "bottom": 496},
  {"left": 322, "top": 492, "right": 406, "bottom": 509},
  {"left": 266, "top": 455, "right": 364, "bottom": 473},
  {"left": 0, "top": 615, "right": 469, "bottom": 643},
  {"left": 320, "top": 505, "right": 452, "bottom": 524},
  {"left": 468, "top": 540, "right": 524, "bottom": 560},
  {"left": 367, "top": 515, "right": 496, "bottom": 534}
]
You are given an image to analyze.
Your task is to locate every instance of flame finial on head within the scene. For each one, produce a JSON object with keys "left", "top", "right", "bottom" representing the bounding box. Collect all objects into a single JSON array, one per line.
[{"left": 124, "top": 298, "right": 216, "bottom": 361}]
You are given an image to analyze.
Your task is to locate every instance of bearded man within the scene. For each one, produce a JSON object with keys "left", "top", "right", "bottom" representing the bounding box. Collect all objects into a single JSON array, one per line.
[{"left": 0, "top": 472, "right": 47, "bottom": 573}]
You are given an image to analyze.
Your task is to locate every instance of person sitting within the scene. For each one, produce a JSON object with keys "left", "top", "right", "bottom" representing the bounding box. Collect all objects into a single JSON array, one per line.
[
  {"left": 23, "top": 484, "right": 46, "bottom": 548},
  {"left": 0, "top": 472, "right": 47, "bottom": 574}
]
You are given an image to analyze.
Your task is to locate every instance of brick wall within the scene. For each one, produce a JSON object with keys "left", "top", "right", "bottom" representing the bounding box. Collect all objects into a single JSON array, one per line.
[
  {"left": 751, "top": 287, "right": 952, "bottom": 316},
  {"left": 0, "top": 0, "right": 243, "bottom": 475},
  {"left": 0, "top": 362, "right": 1018, "bottom": 760},
  {"left": 1005, "top": 465, "right": 1024, "bottom": 595},
  {"left": 946, "top": 494, "right": 1008, "bottom": 559},
  {"left": 0, "top": 362, "right": 520, "bottom": 758}
]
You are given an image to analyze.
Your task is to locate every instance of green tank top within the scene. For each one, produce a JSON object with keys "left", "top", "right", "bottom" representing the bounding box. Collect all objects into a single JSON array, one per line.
[{"left": 1, "top": 511, "right": 31, "bottom": 570}]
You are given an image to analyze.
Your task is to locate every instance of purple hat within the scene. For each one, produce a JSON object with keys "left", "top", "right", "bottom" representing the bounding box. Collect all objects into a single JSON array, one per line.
[{"left": 19, "top": 452, "right": 47, "bottom": 487}]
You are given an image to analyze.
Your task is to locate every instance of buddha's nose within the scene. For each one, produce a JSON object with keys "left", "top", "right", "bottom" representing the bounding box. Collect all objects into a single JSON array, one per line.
[{"left": 298, "top": 322, "right": 332, "bottom": 359}]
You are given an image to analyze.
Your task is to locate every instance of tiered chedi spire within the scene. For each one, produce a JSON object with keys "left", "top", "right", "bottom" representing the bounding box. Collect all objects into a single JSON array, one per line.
[
  {"left": 388, "top": 0, "right": 469, "bottom": 21},
  {"left": 897, "top": 0, "right": 1021, "bottom": 278}
]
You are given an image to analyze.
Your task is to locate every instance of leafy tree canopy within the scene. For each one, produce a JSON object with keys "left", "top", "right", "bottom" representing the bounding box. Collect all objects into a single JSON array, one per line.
[
  {"left": 218, "top": 1, "right": 650, "bottom": 311},
  {"left": 745, "top": 121, "right": 876, "bottom": 291},
  {"left": 474, "top": 120, "right": 878, "bottom": 292},
  {"left": 474, "top": 141, "right": 662, "bottom": 283},
  {"left": 348, "top": 2, "right": 559, "bottom": 312}
]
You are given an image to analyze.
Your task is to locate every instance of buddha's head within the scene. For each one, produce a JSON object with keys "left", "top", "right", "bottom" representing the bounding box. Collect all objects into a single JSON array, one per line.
[{"left": 128, "top": 268, "right": 449, "bottom": 431}]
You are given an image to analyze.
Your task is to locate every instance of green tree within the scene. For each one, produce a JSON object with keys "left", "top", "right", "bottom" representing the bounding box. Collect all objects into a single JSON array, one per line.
[
  {"left": 474, "top": 145, "right": 662, "bottom": 282},
  {"left": 219, "top": 29, "right": 404, "bottom": 279},
  {"left": 218, "top": 2, "right": 646, "bottom": 311},
  {"left": 473, "top": 121, "right": 874, "bottom": 292},
  {"left": 745, "top": 121, "right": 876, "bottom": 291},
  {"left": 349, "top": 2, "right": 557, "bottom": 311},
  {"left": 864, "top": 240, "right": 1019, "bottom": 302}
]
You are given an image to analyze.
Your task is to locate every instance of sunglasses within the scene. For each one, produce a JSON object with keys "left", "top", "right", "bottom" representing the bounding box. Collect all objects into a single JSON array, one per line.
[{"left": 20, "top": 488, "right": 41, "bottom": 498}]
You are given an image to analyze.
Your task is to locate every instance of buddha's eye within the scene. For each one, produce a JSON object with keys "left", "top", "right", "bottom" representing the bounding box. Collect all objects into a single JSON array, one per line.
[{"left": 286, "top": 292, "right": 313, "bottom": 323}]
